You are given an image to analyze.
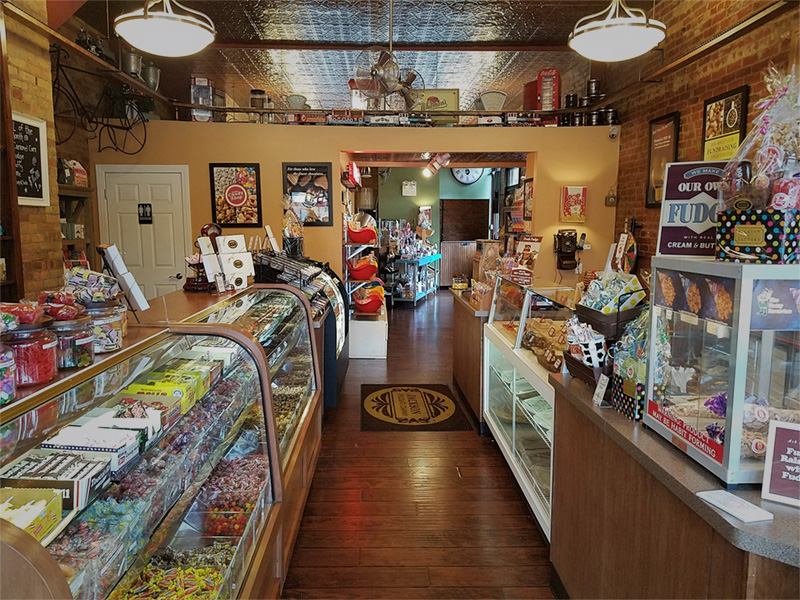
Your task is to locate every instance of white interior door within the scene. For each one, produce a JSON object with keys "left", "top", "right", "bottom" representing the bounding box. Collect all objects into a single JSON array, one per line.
[{"left": 97, "top": 166, "right": 191, "bottom": 300}]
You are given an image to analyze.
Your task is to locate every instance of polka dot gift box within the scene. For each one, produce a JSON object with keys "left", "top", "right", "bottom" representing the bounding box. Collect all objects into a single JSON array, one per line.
[
  {"left": 716, "top": 208, "right": 799, "bottom": 264},
  {"left": 611, "top": 374, "right": 645, "bottom": 421}
]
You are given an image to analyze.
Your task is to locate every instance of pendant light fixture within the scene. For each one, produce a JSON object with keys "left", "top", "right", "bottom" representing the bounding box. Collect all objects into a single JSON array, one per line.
[
  {"left": 115, "top": 0, "right": 216, "bottom": 58},
  {"left": 568, "top": 0, "right": 665, "bottom": 63}
]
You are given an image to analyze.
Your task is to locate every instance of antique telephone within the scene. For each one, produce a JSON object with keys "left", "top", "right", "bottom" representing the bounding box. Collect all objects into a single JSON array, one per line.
[{"left": 554, "top": 228, "right": 578, "bottom": 270}]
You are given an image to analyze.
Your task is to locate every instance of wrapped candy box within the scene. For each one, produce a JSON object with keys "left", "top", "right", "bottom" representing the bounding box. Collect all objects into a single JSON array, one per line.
[{"left": 717, "top": 65, "right": 800, "bottom": 264}]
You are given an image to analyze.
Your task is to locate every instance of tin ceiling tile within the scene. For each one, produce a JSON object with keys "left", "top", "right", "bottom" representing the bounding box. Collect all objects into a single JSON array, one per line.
[{"left": 75, "top": 0, "right": 635, "bottom": 109}]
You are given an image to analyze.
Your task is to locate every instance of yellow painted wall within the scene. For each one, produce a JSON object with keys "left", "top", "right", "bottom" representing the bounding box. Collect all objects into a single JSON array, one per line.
[{"left": 90, "top": 122, "right": 619, "bottom": 284}]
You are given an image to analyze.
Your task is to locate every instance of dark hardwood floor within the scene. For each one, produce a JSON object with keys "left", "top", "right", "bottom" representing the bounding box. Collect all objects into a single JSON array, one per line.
[{"left": 282, "top": 292, "right": 552, "bottom": 600}]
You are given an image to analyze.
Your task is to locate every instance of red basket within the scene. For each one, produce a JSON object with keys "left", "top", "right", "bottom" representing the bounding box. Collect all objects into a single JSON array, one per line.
[
  {"left": 354, "top": 296, "right": 383, "bottom": 313},
  {"left": 347, "top": 263, "right": 378, "bottom": 280},
  {"left": 347, "top": 227, "right": 377, "bottom": 245}
]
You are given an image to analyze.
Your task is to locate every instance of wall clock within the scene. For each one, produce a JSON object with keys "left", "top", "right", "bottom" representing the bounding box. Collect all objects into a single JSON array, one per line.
[{"left": 451, "top": 167, "right": 484, "bottom": 185}]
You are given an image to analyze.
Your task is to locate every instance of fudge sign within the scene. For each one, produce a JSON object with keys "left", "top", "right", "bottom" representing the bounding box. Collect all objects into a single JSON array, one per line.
[
  {"left": 657, "top": 161, "right": 726, "bottom": 257},
  {"left": 225, "top": 184, "right": 248, "bottom": 207},
  {"left": 761, "top": 421, "right": 800, "bottom": 507}
]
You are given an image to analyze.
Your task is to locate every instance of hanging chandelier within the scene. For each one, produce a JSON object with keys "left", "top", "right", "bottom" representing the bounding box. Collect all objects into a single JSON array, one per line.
[
  {"left": 115, "top": 0, "right": 216, "bottom": 58},
  {"left": 568, "top": 0, "right": 666, "bottom": 63}
]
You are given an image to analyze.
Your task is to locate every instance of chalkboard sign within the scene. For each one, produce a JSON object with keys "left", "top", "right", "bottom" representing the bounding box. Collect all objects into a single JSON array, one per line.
[{"left": 12, "top": 112, "right": 50, "bottom": 207}]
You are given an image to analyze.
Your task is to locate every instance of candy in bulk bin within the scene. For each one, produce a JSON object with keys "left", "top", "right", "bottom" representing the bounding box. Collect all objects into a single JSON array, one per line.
[
  {"left": 0, "top": 344, "right": 15, "bottom": 406},
  {"left": 3, "top": 327, "right": 58, "bottom": 387},
  {"left": 49, "top": 317, "right": 94, "bottom": 370},
  {"left": 85, "top": 306, "right": 123, "bottom": 354}
]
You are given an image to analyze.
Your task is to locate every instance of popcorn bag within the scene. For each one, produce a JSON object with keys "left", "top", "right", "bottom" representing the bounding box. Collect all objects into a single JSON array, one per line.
[{"left": 717, "top": 64, "right": 800, "bottom": 264}]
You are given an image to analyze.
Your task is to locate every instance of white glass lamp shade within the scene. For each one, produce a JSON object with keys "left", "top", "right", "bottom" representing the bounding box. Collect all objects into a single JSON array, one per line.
[
  {"left": 115, "top": 1, "right": 216, "bottom": 57},
  {"left": 569, "top": 17, "right": 665, "bottom": 62}
]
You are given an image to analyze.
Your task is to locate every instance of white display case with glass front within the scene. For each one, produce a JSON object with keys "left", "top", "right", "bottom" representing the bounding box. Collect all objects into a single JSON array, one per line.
[
  {"left": 645, "top": 256, "right": 800, "bottom": 485},
  {"left": 482, "top": 276, "right": 574, "bottom": 540}
]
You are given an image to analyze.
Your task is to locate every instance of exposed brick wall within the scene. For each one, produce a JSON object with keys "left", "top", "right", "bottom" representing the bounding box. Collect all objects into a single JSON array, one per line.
[
  {"left": 6, "top": 0, "right": 63, "bottom": 296},
  {"left": 602, "top": 1, "right": 798, "bottom": 270},
  {"left": 560, "top": 58, "right": 591, "bottom": 99}
]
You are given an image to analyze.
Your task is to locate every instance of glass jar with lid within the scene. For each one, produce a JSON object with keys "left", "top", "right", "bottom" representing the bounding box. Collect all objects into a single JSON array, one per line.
[
  {"left": 50, "top": 317, "right": 94, "bottom": 369},
  {"left": 85, "top": 307, "right": 123, "bottom": 354},
  {"left": 0, "top": 344, "right": 16, "bottom": 405},
  {"left": 3, "top": 328, "right": 57, "bottom": 387},
  {"left": 452, "top": 273, "right": 468, "bottom": 291}
]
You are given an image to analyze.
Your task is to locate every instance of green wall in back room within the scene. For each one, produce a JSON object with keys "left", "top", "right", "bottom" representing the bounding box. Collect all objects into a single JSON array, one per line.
[
  {"left": 378, "top": 167, "right": 441, "bottom": 245},
  {"left": 439, "top": 168, "right": 492, "bottom": 199}
]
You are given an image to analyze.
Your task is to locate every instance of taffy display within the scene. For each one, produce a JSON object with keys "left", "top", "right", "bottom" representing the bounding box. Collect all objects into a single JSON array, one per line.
[{"left": 64, "top": 267, "right": 121, "bottom": 303}]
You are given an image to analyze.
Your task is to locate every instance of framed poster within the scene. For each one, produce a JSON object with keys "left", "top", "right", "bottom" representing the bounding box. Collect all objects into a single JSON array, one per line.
[
  {"left": 283, "top": 163, "right": 332, "bottom": 226},
  {"left": 646, "top": 112, "right": 680, "bottom": 208},
  {"left": 703, "top": 85, "right": 748, "bottom": 162},
  {"left": 209, "top": 163, "right": 262, "bottom": 227},
  {"left": 523, "top": 178, "right": 534, "bottom": 221},
  {"left": 560, "top": 186, "right": 586, "bottom": 223},
  {"left": 12, "top": 112, "right": 50, "bottom": 207}
]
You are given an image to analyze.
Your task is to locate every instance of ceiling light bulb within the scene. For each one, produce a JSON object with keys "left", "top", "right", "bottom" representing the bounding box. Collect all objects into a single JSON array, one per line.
[
  {"left": 115, "top": 0, "right": 216, "bottom": 58},
  {"left": 422, "top": 167, "right": 432, "bottom": 178},
  {"left": 569, "top": 0, "right": 665, "bottom": 63},
  {"left": 421, "top": 152, "right": 431, "bottom": 160}
]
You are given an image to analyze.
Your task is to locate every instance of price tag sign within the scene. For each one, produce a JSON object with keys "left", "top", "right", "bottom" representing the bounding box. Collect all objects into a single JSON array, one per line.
[
  {"left": 761, "top": 421, "right": 800, "bottom": 507},
  {"left": 592, "top": 374, "right": 610, "bottom": 407}
]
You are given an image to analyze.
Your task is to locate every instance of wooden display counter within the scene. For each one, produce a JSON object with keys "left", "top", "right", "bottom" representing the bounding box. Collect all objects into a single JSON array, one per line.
[
  {"left": 451, "top": 289, "right": 489, "bottom": 427},
  {"left": 549, "top": 373, "right": 799, "bottom": 600}
]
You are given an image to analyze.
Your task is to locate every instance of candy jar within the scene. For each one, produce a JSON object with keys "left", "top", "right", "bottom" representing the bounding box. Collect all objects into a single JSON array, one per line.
[
  {"left": 3, "top": 328, "right": 57, "bottom": 387},
  {"left": 49, "top": 317, "right": 94, "bottom": 369},
  {"left": 0, "top": 344, "right": 16, "bottom": 405},
  {"left": 85, "top": 306, "right": 123, "bottom": 354}
]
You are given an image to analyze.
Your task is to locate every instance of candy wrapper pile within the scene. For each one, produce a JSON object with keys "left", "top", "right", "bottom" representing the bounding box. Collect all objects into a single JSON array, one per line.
[
  {"left": 64, "top": 267, "right": 121, "bottom": 303},
  {"left": 579, "top": 271, "right": 645, "bottom": 314}
]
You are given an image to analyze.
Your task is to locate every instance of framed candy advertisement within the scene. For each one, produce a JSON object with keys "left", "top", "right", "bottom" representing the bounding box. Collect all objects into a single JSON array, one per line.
[
  {"left": 560, "top": 185, "right": 586, "bottom": 222},
  {"left": 209, "top": 163, "right": 263, "bottom": 227},
  {"left": 646, "top": 112, "right": 680, "bottom": 208},
  {"left": 702, "top": 86, "right": 748, "bottom": 162},
  {"left": 283, "top": 163, "right": 332, "bottom": 226}
]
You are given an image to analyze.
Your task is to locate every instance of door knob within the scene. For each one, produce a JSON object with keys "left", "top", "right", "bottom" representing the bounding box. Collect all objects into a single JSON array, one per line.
[{"left": 169, "top": 273, "right": 184, "bottom": 281}]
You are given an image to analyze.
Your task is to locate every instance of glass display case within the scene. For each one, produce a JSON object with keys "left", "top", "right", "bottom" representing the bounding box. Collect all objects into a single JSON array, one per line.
[
  {"left": 488, "top": 275, "right": 574, "bottom": 350},
  {"left": 194, "top": 287, "right": 319, "bottom": 468},
  {"left": 483, "top": 276, "right": 574, "bottom": 541},
  {"left": 645, "top": 257, "right": 800, "bottom": 485},
  {"left": 0, "top": 323, "right": 282, "bottom": 600}
]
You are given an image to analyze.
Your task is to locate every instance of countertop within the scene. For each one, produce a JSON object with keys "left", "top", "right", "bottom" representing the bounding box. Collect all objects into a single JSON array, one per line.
[
  {"left": 549, "top": 372, "right": 800, "bottom": 567},
  {"left": 450, "top": 288, "right": 490, "bottom": 318}
]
